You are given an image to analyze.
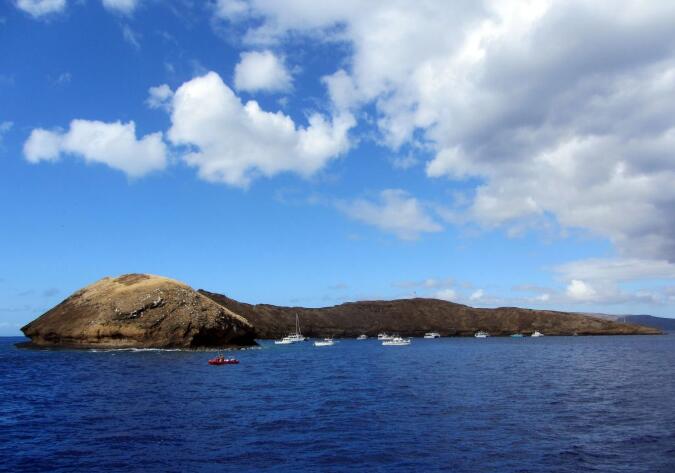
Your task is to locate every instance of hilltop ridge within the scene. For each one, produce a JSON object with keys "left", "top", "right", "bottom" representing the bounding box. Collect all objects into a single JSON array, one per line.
[
  {"left": 199, "top": 290, "right": 661, "bottom": 338},
  {"left": 21, "top": 274, "right": 256, "bottom": 348}
]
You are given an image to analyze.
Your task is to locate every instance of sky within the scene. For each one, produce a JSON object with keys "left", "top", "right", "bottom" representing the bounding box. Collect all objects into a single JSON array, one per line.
[{"left": 2, "top": 0, "right": 675, "bottom": 335}]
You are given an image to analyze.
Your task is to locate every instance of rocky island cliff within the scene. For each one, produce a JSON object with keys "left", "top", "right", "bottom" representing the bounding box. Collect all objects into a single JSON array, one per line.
[
  {"left": 20, "top": 273, "right": 661, "bottom": 348},
  {"left": 21, "top": 274, "right": 256, "bottom": 348},
  {"left": 199, "top": 290, "right": 661, "bottom": 338}
]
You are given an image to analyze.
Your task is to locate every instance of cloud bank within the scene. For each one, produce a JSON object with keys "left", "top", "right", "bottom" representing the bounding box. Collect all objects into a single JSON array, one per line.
[{"left": 216, "top": 0, "right": 675, "bottom": 263}]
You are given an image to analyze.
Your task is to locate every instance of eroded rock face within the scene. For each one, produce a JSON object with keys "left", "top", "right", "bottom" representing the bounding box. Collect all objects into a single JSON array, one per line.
[
  {"left": 22, "top": 274, "right": 256, "bottom": 348},
  {"left": 199, "top": 291, "right": 662, "bottom": 338}
]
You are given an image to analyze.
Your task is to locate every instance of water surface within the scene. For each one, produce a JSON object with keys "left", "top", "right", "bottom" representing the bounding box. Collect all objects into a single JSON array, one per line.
[{"left": 2, "top": 335, "right": 674, "bottom": 472}]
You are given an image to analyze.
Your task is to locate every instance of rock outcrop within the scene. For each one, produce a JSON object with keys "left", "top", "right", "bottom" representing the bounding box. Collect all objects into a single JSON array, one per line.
[
  {"left": 199, "top": 291, "right": 662, "bottom": 338},
  {"left": 21, "top": 274, "right": 256, "bottom": 348}
]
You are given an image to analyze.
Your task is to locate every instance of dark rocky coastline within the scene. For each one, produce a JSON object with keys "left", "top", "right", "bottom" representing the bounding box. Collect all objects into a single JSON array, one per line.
[
  {"left": 19, "top": 273, "right": 662, "bottom": 348},
  {"left": 199, "top": 290, "right": 662, "bottom": 338}
]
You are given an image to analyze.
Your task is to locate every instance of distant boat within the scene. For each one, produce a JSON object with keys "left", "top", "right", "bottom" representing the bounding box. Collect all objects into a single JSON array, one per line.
[
  {"left": 382, "top": 336, "right": 411, "bottom": 346},
  {"left": 356, "top": 334, "right": 368, "bottom": 340},
  {"left": 510, "top": 333, "right": 524, "bottom": 338},
  {"left": 274, "top": 314, "right": 306, "bottom": 344},
  {"left": 314, "top": 338, "right": 335, "bottom": 347},
  {"left": 531, "top": 331, "right": 544, "bottom": 338},
  {"left": 378, "top": 333, "right": 395, "bottom": 341},
  {"left": 474, "top": 331, "right": 489, "bottom": 338},
  {"left": 208, "top": 355, "right": 239, "bottom": 365},
  {"left": 424, "top": 332, "right": 441, "bottom": 339}
]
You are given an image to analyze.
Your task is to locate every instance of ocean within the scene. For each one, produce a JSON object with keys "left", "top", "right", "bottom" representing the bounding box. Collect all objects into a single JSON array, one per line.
[{"left": 1, "top": 334, "right": 674, "bottom": 472}]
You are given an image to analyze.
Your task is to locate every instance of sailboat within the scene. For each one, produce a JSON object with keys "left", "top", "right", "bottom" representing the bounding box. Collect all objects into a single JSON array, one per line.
[{"left": 274, "top": 314, "right": 307, "bottom": 344}]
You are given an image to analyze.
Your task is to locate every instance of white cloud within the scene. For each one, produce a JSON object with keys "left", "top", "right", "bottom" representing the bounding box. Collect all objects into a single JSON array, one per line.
[
  {"left": 24, "top": 120, "right": 167, "bottom": 177},
  {"left": 337, "top": 189, "right": 442, "bottom": 240},
  {"left": 234, "top": 50, "right": 292, "bottom": 93},
  {"left": 470, "top": 289, "right": 484, "bottom": 301},
  {"left": 566, "top": 280, "right": 597, "bottom": 301},
  {"left": 556, "top": 258, "right": 675, "bottom": 283},
  {"left": 146, "top": 84, "right": 173, "bottom": 111},
  {"left": 23, "top": 128, "right": 61, "bottom": 161},
  {"left": 15, "top": 0, "right": 65, "bottom": 17},
  {"left": 167, "top": 71, "right": 353, "bottom": 187},
  {"left": 435, "top": 288, "right": 457, "bottom": 302},
  {"left": 102, "top": 0, "right": 139, "bottom": 15},
  {"left": 219, "top": 1, "right": 675, "bottom": 262},
  {"left": 214, "top": 0, "right": 249, "bottom": 20}
]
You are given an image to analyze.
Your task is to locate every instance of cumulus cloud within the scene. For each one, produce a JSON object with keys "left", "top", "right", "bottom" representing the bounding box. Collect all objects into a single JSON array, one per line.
[
  {"left": 102, "top": 0, "right": 139, "bottom": 14},
  {"left": 219, "top": 0, "right": 675, "bottom": 262},
  {"left": 234, "top": 50, "right": 292, "bottom": 93},
  {"left": 167, "top": 71, "right": 353, "bottom": 187},
  {"left": 146, "top": 84, "right": 173, "bottom": 111},
  {"left": 566, "top": 280, "right": 597, "bottom": 301},
  {"left": 15, "top": 0, "right": 65, "bottom": 17},
  {"left": 24, "top": 120, "right": 167, "bottom": 177},
  {"left": 337, "top": 189, "right": 442, "bottom": 240}
]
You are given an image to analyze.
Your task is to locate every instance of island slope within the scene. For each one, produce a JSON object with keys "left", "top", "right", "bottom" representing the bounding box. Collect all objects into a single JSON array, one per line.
[
  {"left": 21, "top": 274, "right": 256, "bottom": 348},
  {"left": 199, "top": 291, "right": 661, "bottom": 338}
]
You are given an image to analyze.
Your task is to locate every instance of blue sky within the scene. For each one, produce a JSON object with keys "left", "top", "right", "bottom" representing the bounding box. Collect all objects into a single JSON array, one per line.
[{"left": 2, "top": 0, "right": 675, "bottom": 335}]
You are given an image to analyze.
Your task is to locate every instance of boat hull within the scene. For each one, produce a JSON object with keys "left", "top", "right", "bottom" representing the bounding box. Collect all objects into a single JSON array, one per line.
[{"left": 208, "top": 359, "right": 239, "bottom": 365}]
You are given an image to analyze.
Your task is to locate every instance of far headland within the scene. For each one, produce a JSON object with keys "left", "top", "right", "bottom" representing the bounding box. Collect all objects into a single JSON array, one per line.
[{"left": 20, "top": 273, "right": 662, "bottom": 349}]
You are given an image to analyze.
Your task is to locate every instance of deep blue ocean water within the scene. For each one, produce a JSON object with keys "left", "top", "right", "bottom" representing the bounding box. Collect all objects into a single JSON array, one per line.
[{"left": 1, "top": 334, "right": 675, "bottom": 473}]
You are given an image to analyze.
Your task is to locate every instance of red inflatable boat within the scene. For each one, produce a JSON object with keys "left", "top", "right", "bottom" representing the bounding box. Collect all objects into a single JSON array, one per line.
[{"left": 208, "top": 356, "right": 239, "bottom": 365}]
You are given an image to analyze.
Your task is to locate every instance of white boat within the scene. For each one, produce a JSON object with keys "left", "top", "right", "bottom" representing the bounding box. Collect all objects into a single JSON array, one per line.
[
  {"left": 274, "top": 314, "right": 306, "bottom": 344},
  {"left": 474, "top": 331, "right": 489, "bottom": 338},
  {"left": 356, "top": 334, "right": 368, "bottom": 340},
  {"left": 424, "top": 332, "right": 441, "bottom": 339},
  {"left": 378, "top": 333, "right": 395, "bottom": 341},
  {"left": 382, "top": 336, "right": 411, "bottom": 346},
  {"left": 314, "top": 338, "right": 335, "bottom": 347},
  {"left": 531, "top": 331, "right": 544, "bottom": 337}
]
